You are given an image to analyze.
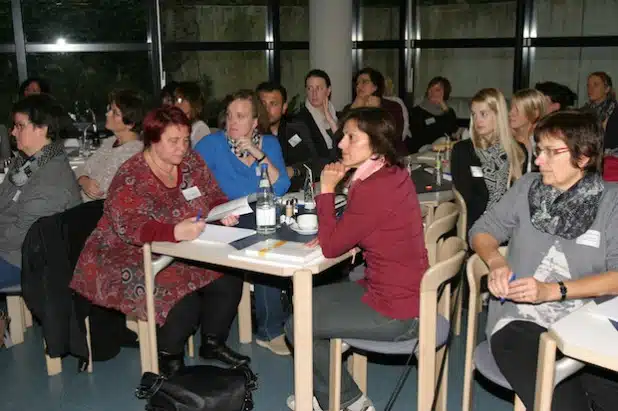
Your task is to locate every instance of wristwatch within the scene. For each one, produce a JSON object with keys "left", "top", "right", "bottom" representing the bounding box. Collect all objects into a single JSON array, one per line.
[{"left": 557, "top": 281, "right": 567, "bottom": 301}]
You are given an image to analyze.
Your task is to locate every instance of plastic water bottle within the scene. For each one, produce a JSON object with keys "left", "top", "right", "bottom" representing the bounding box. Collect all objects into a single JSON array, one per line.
[
  {"left": 435, "top": 151, "right": 442, "bottom": 186},
  {"left": 256, "top": 163, "right": 276, "bottom": 234}
]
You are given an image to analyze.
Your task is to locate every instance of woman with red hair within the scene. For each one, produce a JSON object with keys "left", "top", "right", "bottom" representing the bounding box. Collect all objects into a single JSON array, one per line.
[{"left": 71, "top": 106, "right": 249, "bottom": 375}]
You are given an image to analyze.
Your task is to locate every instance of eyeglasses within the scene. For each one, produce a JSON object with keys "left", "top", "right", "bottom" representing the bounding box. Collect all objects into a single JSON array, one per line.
[
  {"left": 12, "top": 121, "right": 31, "bottom": 132},
  {"left": 534, "top": 146, "right": 570, "bottom": 159},
  {"left": 106, "top": 105, "right": 122, "bottom": 117}
]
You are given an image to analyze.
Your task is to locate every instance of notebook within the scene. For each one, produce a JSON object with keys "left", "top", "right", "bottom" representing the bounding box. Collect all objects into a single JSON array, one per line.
[{"left": 236, "top": 239, "right": 323, "bottom": 264}]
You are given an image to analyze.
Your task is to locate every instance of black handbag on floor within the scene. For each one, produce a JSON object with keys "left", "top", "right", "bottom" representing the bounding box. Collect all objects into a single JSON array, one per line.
[{"left": 136, "top": 365, "right": 258, "bottom": 411}]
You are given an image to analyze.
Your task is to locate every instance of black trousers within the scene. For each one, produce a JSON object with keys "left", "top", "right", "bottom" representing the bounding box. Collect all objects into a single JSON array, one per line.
[
  {"left": 157, "top": 273, "right": 243, "bottom": 354},
  {"left": 491, "top": 320, "right": 618, "bottom": 411}
]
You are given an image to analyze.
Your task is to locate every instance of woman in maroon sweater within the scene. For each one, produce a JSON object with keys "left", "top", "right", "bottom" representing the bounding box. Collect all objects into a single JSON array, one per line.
[
  {"left": 285, "top": 107, "right": 428, "bottom": 411},
  {"left": 70, "top": 106, "right": 249, "bottom": 376}
]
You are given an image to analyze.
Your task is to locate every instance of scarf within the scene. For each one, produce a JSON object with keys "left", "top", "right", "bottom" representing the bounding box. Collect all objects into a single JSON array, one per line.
[
  {"left": 583, "top": 98, "right": 617, "bottom": 124},
  {"left": 474, "top": 143, "right": 510, "bottom": 210},
  {"left": 348, "top": 156, "right": 386, "bottom": 187},
  {"left": 226, "top": 130, "right": 261, "bottom": 158},
  {"left": 528, "top": 173, "right": 604, "bottom": 239},
  {"left": 8, "top": 141, "right": 64, "bottom": 187},
  {"left": 304, "top": 98, "right": 337, "bottom": 149},
  {"left": 418, "top": 98, "right": 449, "bottom": 117}
]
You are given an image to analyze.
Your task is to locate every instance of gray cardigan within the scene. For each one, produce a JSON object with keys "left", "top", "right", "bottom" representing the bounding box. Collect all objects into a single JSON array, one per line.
[
  {"left": 0, "top": 151, "right": 81, "bottom": 268},
  {"left": 469, "top": 173, "right": 618, "bottom": 337}
]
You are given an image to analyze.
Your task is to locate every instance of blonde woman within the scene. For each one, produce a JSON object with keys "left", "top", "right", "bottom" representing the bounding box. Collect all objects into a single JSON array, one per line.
[
  {"left": 451, "top": 88, "right": 526, "bottom": 232},
  {"left": 509, "top": 88, "right": 548, "bottom": 172}
]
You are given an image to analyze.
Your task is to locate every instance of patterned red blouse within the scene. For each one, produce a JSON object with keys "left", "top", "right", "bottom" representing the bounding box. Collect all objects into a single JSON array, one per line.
[{"left": 70, "top": 150, "right": 228, "bottom": 325}]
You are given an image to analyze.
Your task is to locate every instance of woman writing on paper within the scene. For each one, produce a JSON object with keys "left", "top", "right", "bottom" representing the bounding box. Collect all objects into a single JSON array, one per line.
[
  {"left": 71, "top": 106, "right": 250, "bottom": 376},
  {"left": 195, "top": 89, "right": 291, "bottom": 356},
  {"left": 285, "top": 107, "right": 428, "bottom": 411},
  {"left": 471, "top": 110, "right": 618, "bottom": 411}
]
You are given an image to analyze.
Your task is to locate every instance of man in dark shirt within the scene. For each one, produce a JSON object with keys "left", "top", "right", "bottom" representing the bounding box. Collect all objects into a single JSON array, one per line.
[{"left": 256, "top": 82, "right": 319, "bottom": 191}]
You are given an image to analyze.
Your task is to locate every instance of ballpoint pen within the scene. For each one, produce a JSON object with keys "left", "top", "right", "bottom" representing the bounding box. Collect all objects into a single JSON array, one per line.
[
  {"left": 195, "top": 210, "right": 202, "bottom": 222},
  {"left": 500, "top": 273, "right": 517, "bottom": 303}
]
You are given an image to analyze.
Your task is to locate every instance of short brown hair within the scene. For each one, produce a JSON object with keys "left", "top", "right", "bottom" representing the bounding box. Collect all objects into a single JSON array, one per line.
[
  {"left": 142, "top": 106, "right": 191, "bottom": 149},
  {"left": 534, "top": 110, "right": 603, "bottom": 173},
  {"left": 339, "top": 107, "right": 402, "bottom": 167},
  {"left": 226, "top": 89, "right": 270, "bottom": 135}
]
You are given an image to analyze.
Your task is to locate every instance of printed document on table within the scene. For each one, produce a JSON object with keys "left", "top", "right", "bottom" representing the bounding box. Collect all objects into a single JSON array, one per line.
[
  {"left": 206, "top": 196, "right": 253, "bottom": 222},
  {"left": 193, "top": 224, "right": 256, "bottom": 245}
]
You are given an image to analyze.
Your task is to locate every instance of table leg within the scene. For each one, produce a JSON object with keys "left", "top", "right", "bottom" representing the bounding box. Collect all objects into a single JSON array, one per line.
[
  {"left": 238, "top": 280, "right": 252, "bottom": 344},
  {"left": 143, "top": 244, "right": 159, "bottom": 374},
  {"left": 293, "top": 269, "right": 313, "bottom": 411},
  {"left": 534, "top": 332, "right": 557, "bottom": 411}
]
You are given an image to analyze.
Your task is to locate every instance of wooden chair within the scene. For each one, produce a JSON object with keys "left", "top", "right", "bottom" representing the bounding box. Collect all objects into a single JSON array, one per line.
[
  {"left": 425, "top": 202, "right": 459, "bottom": 266},
  {"left": 328, "top": 237, "right": 467, "bottom": 411},
  {"left": 462, "top": 250, "right": 585, "bottom": 411},
  {"left": 452, "top": 188, "right": 467, "bottom": 336},
  {"left": 0, "top": 285, "right": 33, "bottom": 346}
]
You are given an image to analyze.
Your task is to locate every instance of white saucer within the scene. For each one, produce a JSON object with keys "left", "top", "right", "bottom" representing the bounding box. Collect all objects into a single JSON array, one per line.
[{"left": 289, "top": 222, "right": 318, "bottom": 235}]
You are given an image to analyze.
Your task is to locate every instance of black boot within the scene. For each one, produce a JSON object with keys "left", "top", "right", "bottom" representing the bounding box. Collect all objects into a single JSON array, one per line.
[
  {"left": 199, "top": 335, "right": 250, "bottom": 367},
  {"left": 158, "top": 352, "right": 185, "bottom": 378}
]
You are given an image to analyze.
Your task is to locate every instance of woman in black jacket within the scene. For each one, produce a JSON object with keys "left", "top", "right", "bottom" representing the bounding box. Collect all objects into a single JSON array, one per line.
[
  {"left": 407, "top": 76, "right": 458, "bottom": 153},
  {"left": 451, "top": 88, "right": 526, "bottom": 234}
]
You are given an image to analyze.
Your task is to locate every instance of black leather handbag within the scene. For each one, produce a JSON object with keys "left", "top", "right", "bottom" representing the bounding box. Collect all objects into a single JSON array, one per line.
[{"left": 136, "top": 365, "right": 258, "bottom": 411}]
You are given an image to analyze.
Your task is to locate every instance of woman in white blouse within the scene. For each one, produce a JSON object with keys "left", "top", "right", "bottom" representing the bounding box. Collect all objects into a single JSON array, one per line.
[{"left": 76, "top": 89, "right": 146, "bottom": 201}]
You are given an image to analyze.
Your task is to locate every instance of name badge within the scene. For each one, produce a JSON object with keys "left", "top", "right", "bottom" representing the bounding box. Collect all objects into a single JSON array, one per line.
[
  {"left": 576, "top": 230, "right": 601, "bottom": 248},
  {"left": 425, "top": 117, "right": 436, "bottom": 125},
  {"left": 12, "top": 190, "right": 21, "bottom": 202},
  {"left": 182, "top": 186, "right": 202, "bottom": 201},
  {"left": 288, "top": 134, "right": 302, "bottom": 148},
  {"left": 470, "top": 166, "right": 484, "bottom": 178}
]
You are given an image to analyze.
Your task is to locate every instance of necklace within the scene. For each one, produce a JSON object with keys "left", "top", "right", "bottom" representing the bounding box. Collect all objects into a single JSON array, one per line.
[{"left": 147, "top": 150, "right": 175, "bottom": 183}]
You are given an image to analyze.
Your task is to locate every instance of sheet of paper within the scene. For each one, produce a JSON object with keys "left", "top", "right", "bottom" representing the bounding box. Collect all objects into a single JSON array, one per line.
[
  {"left": 593, "top": 297, "right": 618, "bottom": 322},
  {"left": 193, "top": 224, "right": 256, "bottom": 244},
  {"left": 206, "top": 196, "right": 253, "bottom": 222}
]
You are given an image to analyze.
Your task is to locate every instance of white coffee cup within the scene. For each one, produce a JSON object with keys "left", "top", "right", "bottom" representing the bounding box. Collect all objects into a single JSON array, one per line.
[{"left": 297, "top": 214, "right": 318, "bottom": 230}]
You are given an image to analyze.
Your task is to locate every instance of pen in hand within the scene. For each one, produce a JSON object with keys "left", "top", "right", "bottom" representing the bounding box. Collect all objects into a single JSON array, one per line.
[
  {"left": 499, "top": 273, "right": 517, "bottom": 304},
  {"left": 195, "top": 210, "right": 202, "bottom": 222}
]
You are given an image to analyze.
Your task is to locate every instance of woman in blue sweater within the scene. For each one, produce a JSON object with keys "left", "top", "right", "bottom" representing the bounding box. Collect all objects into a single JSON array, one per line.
[{"left": 195, "top": 89, "right": 291, "bottom": 355}]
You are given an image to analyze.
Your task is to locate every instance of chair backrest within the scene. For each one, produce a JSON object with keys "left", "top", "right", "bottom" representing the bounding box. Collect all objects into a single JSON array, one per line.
[
  {"left": 421, "top": 237, "right": 467, "bottom": 295},
  {"left": 466, "top": 246, "right": 508, "bottom": 294},
  {"left": 452, "top": 189, "right": 467, "bottom": 243},
  {"left": 424, "top": 202, "right": 459, "bottom": 266},
  {"left": 417, "top": 237, "right": 466, "bottom": 387}
]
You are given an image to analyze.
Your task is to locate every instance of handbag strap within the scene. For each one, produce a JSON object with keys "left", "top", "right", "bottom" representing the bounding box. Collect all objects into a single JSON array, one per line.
[{"left": 135, "top": 372, "right": 166, "bottom": 400}]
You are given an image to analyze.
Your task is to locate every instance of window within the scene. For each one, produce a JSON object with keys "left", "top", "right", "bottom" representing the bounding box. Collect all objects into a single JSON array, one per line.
[
  {"left": 416, "top": 48, "right": 514, "bottom": 118},
  {"left": 533, "top": 0, "right": 618, "bottom": 37},
  {"left": 360, "top": 0, "right": 399, "bottom": 40},
  {"left": 21, "top": 0, "right": 148, "bottom": 43},
  {"left": 26, "top": 52, "right": 153, "bottom": 119},
  {"left": 0, "top": 1, "right": 13, "bottom": 43},
  {"left": 280, "top": 0, "right": 309, "bottom": 41},
  {"left": 360, "top": 49, "right": 399, "bottom": 96},
  {"left": 0, "top": 54, "right": 18, "bottom": 125},
  {"left": 161, "top": 2, "right": 267, "bottom": 42},
  {"left": 280, "top": 50, "right": 310, "bottom": 114},
  {"left": 163, "top": 51, "right": 268, "bottom": 122},
  {"left": 530, "top": 47, "right": 618, "bottom": 108},
  {"left": 418, "top": 0, "right": 517, "bottom": 39}
]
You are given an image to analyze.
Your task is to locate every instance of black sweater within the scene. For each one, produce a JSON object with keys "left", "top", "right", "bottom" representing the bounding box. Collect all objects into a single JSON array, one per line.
[
  {"left": 407, "top": 106, "right": 458, "bottom": 154},
  {"left": 451, "top": 139, "right": 528, "bottom": 234}
]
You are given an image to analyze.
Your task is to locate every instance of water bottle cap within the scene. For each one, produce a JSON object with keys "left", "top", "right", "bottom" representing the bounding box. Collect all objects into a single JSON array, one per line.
[{"left": 260, "top": 163, "right": 268, "bottom": 170}]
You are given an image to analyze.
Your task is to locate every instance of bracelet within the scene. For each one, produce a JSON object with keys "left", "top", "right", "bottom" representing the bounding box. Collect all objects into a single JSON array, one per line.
[
  {"left": 557, "top": 281, "right": 567, "bottom": 301},
  {"left": 255, "top": 153, "right": 266, "bottom": 163}
]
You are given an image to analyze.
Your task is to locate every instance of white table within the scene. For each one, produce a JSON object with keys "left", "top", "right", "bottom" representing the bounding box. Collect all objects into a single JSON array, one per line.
[
  {"left": 143, "top": 241, "right": 355, "bottom": 411},
  {"left": 534, "top": 301, "right": 618, "bottom": 411}
]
